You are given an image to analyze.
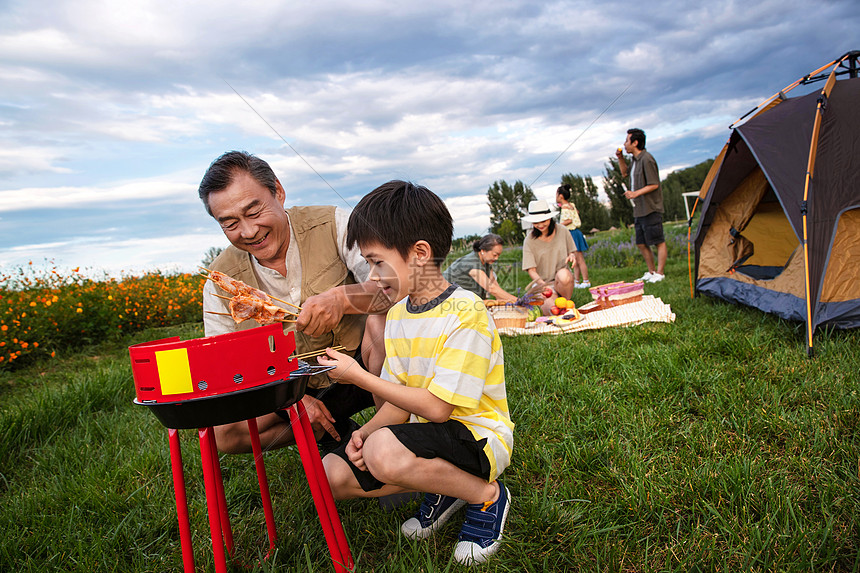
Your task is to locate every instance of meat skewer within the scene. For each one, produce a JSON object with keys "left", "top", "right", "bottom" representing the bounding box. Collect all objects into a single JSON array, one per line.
[
  {"left": 200, "top": 268, "right": 302, "bottom": 311},
  {"left": 200, "top": 267, "right": 304, "bottom": 325},
  {"left": 200, "top": 268, "right": 274, "bottom": 302},
  {"left": 205, "top": 310, "right": 295, "bottom": 324},
  {"left": 211, "top": 293, "right": 298, "bottom": 317},
  {"left": 228, "top": 294, "right": 292, "bottom": 325},
  {"left": 200, "top": 268, "right": 299, "bottom": 325}
]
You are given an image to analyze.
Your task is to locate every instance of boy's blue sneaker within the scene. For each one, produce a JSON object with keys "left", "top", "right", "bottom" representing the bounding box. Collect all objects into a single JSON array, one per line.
[
  {"left": 453, "top": 481, "right": 511, "bottom": 565},
  {"left": 400, "top": 493, "right": 467, "bottom": 540}
]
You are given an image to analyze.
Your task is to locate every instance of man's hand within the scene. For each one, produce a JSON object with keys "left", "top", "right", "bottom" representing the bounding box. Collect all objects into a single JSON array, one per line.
[
  {"left": 624, "top": 189, "right": 637, "bottom": 200},
  {"left": 296, "top": 290, "right": 344, "bottom": 337},
  {"left": 345, "top": 427, "right": 369, "bottom": 471},
  {"left": 300, "top": 394, "right": 340, "bottom": 442},
  {"left": 317, "top": 347, "right": 364, "bottom": 385}
]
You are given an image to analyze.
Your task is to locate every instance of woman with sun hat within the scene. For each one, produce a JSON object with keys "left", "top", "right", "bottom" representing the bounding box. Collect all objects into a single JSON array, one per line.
[{"left": 521, "top": 199, "right": 577, "bottom": 314}]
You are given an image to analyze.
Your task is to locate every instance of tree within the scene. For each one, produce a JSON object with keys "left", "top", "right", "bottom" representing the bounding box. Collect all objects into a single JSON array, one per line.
[
  {"left": 487, "top": 180, "right": 536, "bottom": 244},
  {"left": 603, "top": 156, "right": 634, "bottom": 227},
  {"left": 201, "top": 246, "right": 224, "bottom": 268},
  {"left": 559, "top": 173, "right": 611, "bottom": 232},
  {"left": 660, "top": 158, "right": 715, "bottom": 221}
]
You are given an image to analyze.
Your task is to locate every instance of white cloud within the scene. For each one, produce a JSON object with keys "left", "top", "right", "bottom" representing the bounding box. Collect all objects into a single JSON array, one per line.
[
  {"left": 1, "top": 0, "right": 857, "bottom": 273},
  {"left": 0, "top": 178, "right": 197, "bottom": 212}
]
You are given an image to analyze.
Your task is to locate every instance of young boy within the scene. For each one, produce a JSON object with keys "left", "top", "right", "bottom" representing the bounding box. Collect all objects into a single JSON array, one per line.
[{"left": 317, "top": 180, "right": 514, "bottom": 565}]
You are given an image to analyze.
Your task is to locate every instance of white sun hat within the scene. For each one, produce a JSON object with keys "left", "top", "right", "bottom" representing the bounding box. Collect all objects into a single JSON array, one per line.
[{"left": 522, "top": 199, "right": 557, "bottom": 223}]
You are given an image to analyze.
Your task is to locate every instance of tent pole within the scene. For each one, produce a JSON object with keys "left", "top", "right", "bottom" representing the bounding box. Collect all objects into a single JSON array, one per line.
[
  {"left": 687, "top": 196, "right": 701, "bottom": 299},
  {"left": 801, "top": 58, "right": 844, "bottom": 356}
]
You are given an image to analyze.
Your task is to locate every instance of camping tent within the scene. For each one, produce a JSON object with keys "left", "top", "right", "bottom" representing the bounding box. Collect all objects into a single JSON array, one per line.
[{"left": 691, "top": 51, "right": 860, "bottom": 355}]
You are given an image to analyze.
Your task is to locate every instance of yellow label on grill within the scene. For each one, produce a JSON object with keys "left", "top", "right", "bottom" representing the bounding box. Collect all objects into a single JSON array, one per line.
[{"left": 155, "top": 348, "right": 193, "bottom": 395}]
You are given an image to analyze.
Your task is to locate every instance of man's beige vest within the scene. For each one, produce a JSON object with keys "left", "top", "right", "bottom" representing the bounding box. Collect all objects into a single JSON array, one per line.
[{"left": 209, "top": 205, "right": 366, "bottom": 388}]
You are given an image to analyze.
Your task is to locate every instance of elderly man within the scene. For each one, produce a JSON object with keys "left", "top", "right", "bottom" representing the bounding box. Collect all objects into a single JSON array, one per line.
[{"left": 199, "top": 151, "right": 387, "bottom": 454}]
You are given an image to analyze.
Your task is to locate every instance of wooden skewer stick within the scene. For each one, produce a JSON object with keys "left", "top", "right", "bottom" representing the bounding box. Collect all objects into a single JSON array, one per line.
[
  {"left": 209, "top": 292, "right": 299, "bottom": 316},
  {"left": 274, "top": 318, "right": 297, "bottom": 324},
  {"left": 268, "top": 294, "right": 302, "bottom": 311},
  {"left": 205, "top": 311, "right": 233, "bottom": 317},
  {"left": 291, "top": 345, "right": 345, "bottom": 361}
]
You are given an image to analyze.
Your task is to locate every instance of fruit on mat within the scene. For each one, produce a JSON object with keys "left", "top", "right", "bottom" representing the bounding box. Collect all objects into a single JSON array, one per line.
[
  {"left": 550, "top": 306, "right": 563, "bottom": 315},
  {"left": 565, "top": 299, "right": 576, "bottom": 309},
  {"left": 554, "top": 297, "right": 567, "bottom": 308},
  {"left": 528, "top": 306, "right": 541, "bottom": 322}
]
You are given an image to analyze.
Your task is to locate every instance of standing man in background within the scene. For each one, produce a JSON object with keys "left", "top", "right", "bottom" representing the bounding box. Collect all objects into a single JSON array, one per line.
[{"left": 616, "top": 128, "right": 666, "bottom": 283}]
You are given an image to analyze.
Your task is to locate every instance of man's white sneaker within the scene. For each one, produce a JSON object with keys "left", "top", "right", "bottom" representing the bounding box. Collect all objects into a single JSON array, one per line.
[
  {"left": 646, "top": 272, "right": 665, "bottom": 283},
  {"left": 637, "top": 271, "right": 654, "bottom": 282}
]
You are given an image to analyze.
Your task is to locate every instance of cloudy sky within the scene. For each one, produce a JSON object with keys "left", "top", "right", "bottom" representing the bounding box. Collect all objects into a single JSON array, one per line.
[{"left": 2, "top": 0, "right": 857, "bottom": 276}]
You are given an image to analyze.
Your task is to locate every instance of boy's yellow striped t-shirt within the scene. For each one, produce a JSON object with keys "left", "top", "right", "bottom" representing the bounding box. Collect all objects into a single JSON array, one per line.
[{"left": 381, "top": 284, "right": 513, "bottom": 480}]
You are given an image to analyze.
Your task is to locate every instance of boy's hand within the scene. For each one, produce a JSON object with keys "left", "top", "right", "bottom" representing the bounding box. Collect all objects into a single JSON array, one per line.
[
  {"left": 317, "top": 347, "right": 363, "bottom": 384},
  {"left": 345, "top": 427, "right": 369, "bottom": 471}
]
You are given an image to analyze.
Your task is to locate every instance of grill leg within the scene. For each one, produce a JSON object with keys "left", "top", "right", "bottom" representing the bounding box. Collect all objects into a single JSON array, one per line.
[
  {"left": 247, "top": 417, "right": 278, "bottom": 554},
  {"left": 208, "top": 428, "right": 234, "bottom": 556},
  {"left": 199, "top": 427, "right": 228, "bottom": 573},
  {"left": 168, "top": 429, "right": 196, "bottom": 573},
  {"left": 289, "top": 401, "right": 354, "bottom": 572}
]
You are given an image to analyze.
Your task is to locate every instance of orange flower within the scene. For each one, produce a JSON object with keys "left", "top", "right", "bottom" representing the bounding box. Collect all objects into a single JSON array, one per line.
[
  {"left": 0, "top": 325, "right": 6, "bottom": 331},
  {"left": 76, "top": 308, "right": 83, "bottom": 313}
]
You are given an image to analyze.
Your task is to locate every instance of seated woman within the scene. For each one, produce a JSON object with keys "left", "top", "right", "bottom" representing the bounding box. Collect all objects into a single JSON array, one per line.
[
  {"left": 521, "top": 200, "right": 577, "bottom": 314},
  {"left": 443, "top": 234, "right": 517, "bottom": 302}
]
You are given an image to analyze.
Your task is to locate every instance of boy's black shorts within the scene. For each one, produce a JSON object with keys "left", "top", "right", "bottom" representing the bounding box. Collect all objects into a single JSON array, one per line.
[{"left": 329, "top": 419, "right": 491, "bottom": 492}]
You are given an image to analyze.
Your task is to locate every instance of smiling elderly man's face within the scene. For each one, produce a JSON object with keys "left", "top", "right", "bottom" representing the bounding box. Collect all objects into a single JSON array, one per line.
[{"left": 207, "top": 171, "right": 290, "bottom": 269}]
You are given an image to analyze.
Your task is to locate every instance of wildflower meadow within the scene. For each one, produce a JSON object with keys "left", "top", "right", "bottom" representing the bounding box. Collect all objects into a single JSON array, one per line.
[{"left": 0, "top": 262, "right": 203, "bottom": 369}]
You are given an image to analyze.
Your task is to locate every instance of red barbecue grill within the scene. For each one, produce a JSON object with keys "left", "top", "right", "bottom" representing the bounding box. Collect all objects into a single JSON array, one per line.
[{"left": 130, "top": 324, "right": 353, "bottom": 572}]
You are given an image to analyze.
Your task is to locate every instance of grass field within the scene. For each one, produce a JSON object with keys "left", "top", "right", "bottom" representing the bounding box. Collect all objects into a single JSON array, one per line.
[{"left": 1, "top": 226, "right": 858, "bottom": 571}]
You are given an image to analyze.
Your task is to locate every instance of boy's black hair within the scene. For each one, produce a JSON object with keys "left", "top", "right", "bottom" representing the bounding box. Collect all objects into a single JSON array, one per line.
[{"left": 347, "top": 180, "right": 453, "bottom": 267}]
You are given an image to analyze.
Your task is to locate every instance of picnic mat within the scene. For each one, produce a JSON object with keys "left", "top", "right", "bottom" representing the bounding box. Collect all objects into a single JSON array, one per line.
[{"left": 496, "top": 295, "right": 675, "bottom": 336}]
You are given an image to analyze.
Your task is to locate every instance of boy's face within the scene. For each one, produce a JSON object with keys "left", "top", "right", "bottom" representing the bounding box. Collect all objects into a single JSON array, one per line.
[{"left": 360, "top": 241, "right": 415, "bottom": 304}]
